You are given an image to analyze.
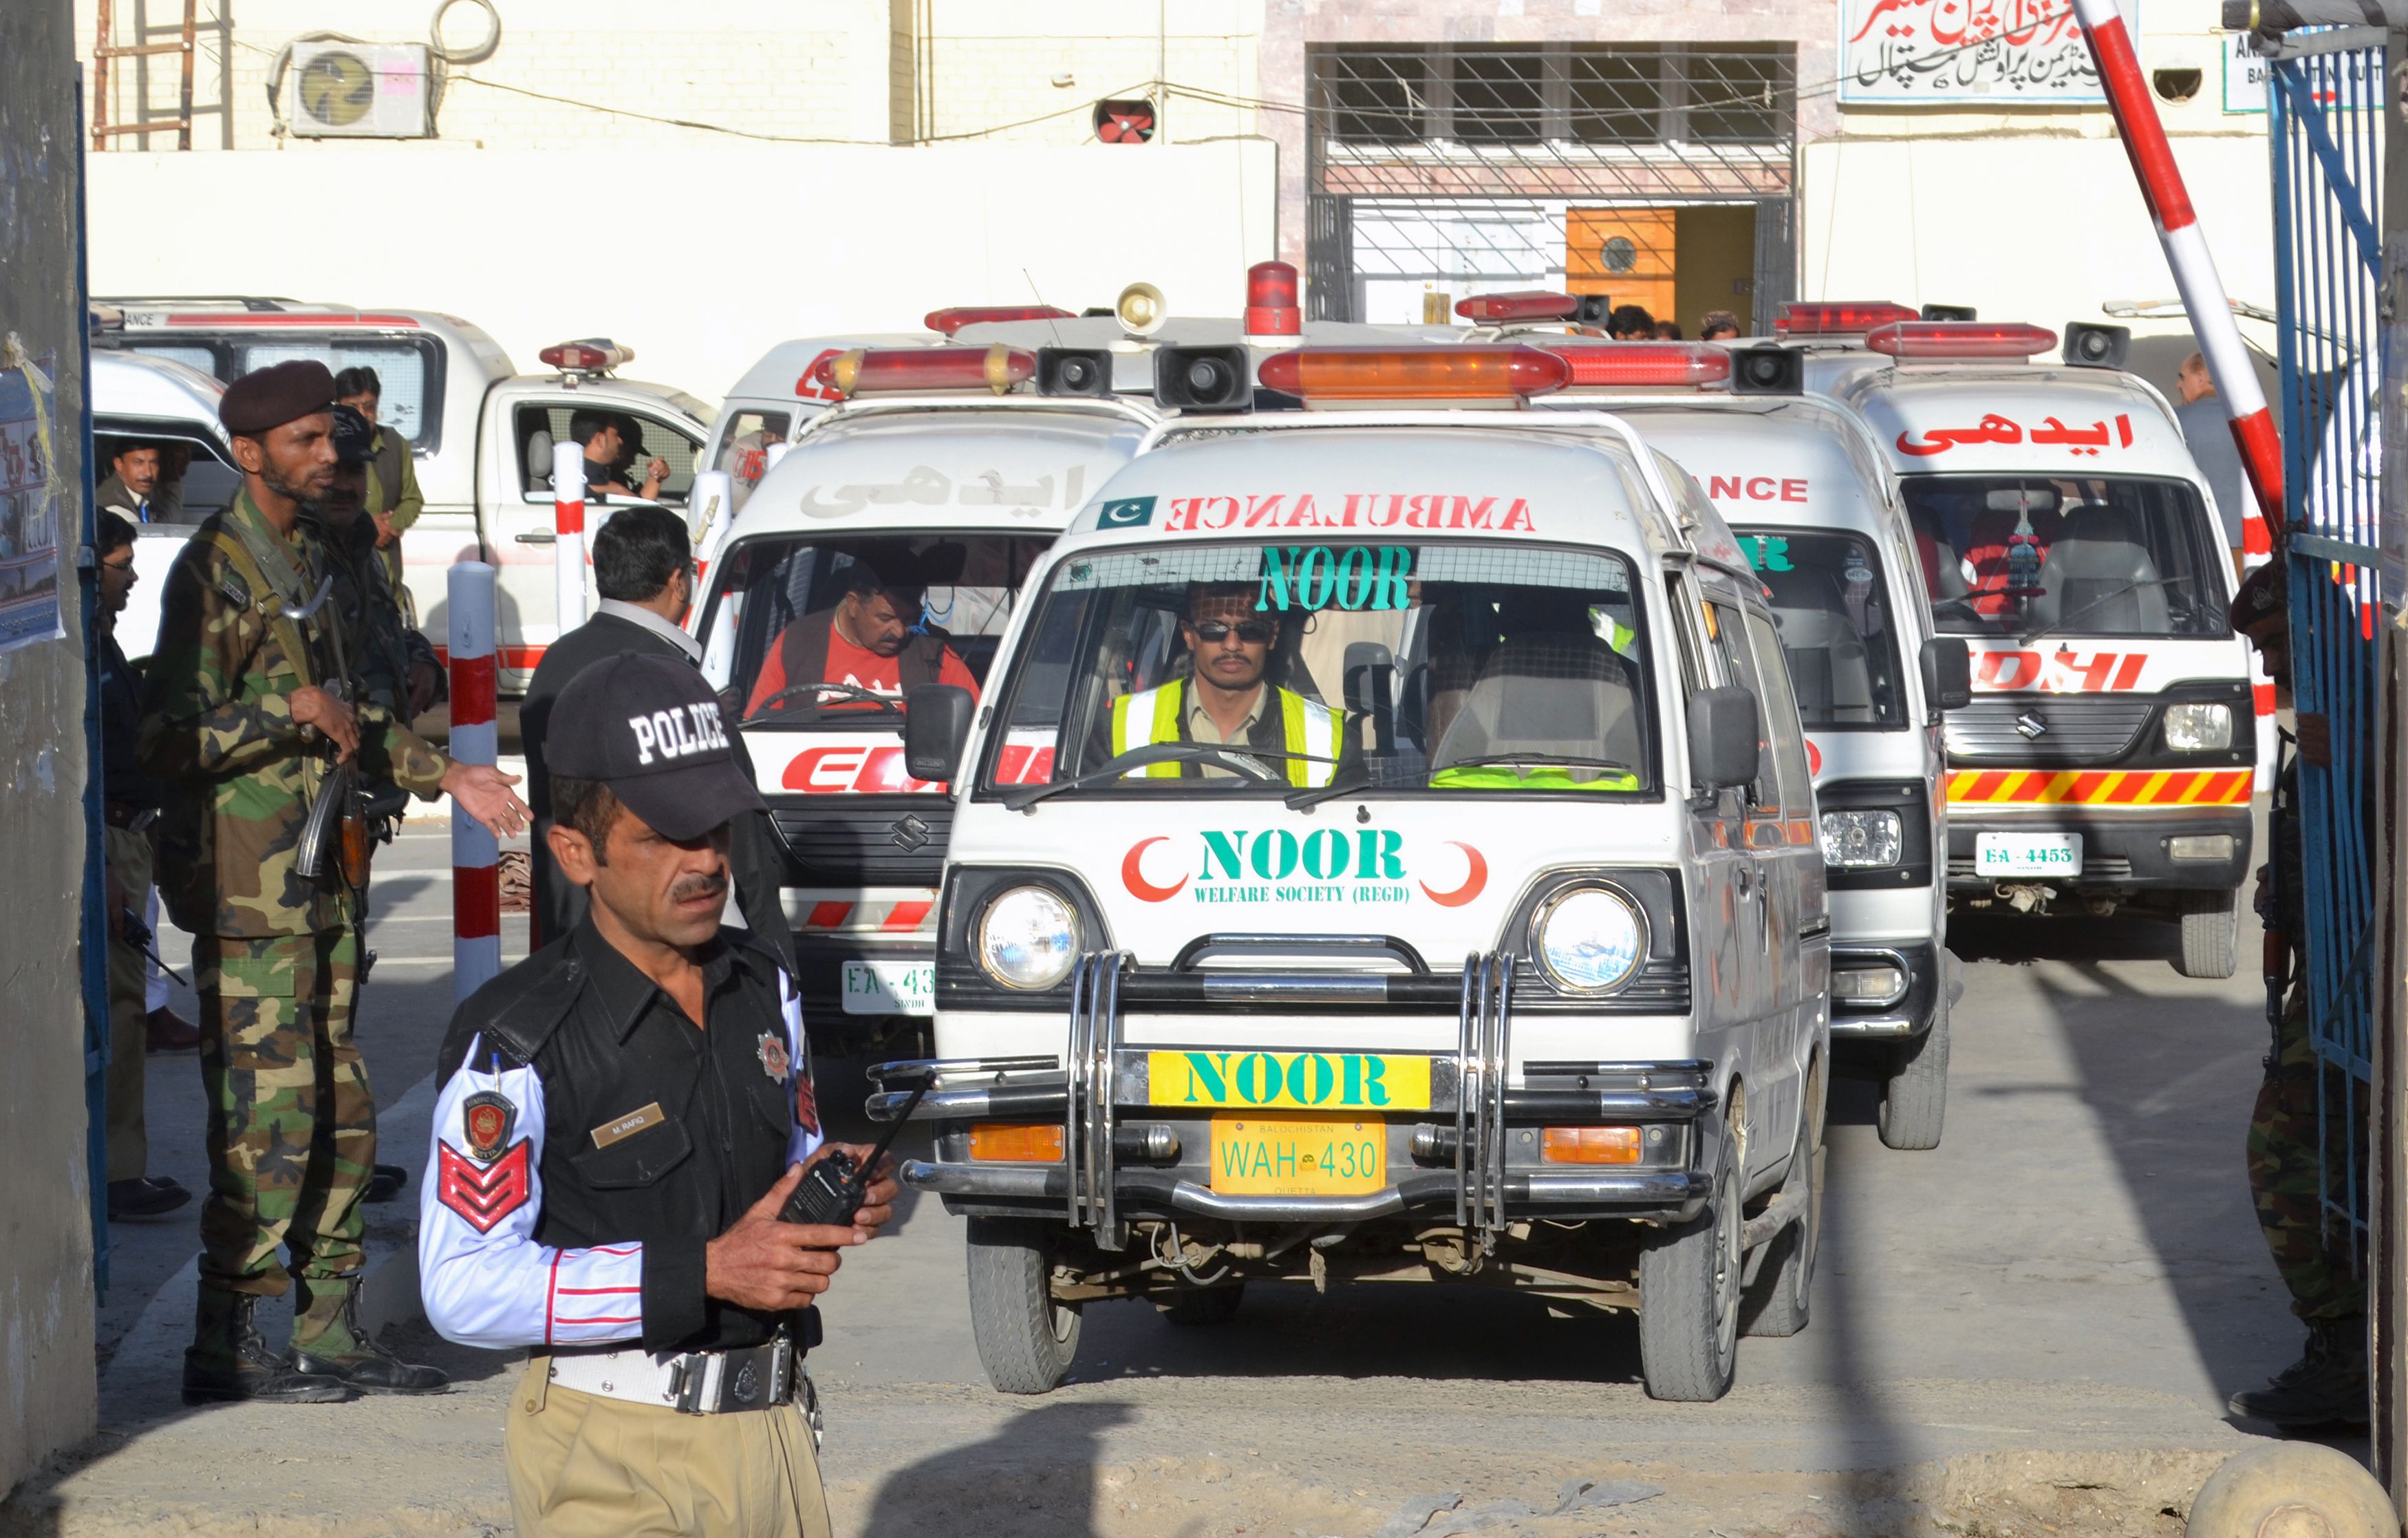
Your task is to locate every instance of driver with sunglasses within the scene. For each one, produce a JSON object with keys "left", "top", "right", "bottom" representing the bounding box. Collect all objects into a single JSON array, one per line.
[{"left": 1107, "top": 584, "right": 1339, "bottom": 788}]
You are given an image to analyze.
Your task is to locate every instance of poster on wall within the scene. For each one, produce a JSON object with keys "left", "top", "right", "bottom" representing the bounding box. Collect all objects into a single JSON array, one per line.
[
  {"left": 2221, "top": 31, "right": 2379, "bottom": 113},
  {"left": 0, "top": 343, "right": 66, "bottom": 653},
  {"left": 1840, "top": 0, "right": 2138, "bottom": 106}
]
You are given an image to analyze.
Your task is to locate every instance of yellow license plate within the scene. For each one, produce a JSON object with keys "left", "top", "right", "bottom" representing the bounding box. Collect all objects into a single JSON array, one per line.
[
  {"left": 1210, "top": 1115, "right": 1386, "bottom": 1196},
  {"left": 1147, "top": 1051, "right": 1432, "bottom": 1112}
]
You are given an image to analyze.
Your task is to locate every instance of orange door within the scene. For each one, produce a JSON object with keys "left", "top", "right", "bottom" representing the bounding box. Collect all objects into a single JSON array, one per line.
[{"left": 1568, "top": 208, "right": 1677, "bottom": 325}]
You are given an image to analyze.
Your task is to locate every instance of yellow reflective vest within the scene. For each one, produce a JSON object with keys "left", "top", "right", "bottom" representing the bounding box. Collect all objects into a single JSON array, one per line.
[{"left": 1109, "top": 679, "right": 1337, "bottom": 789}]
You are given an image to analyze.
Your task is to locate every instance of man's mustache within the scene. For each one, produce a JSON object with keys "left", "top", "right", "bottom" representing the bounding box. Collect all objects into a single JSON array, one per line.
[{"left": 670, "top": 873, "right": 728, "bottom": 904}]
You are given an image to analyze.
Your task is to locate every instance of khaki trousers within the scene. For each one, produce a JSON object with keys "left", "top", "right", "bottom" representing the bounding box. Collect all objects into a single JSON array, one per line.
[
  {"left": 104, "top": 823, "right": 153, "bottom": 1184},
  {"left": 505, "top": 1365, "right": 832, "bottom": 1538}
]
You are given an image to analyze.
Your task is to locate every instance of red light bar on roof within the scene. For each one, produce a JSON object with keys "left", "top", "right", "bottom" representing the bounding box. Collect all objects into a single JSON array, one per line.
[
  {"left": 1255, "top": 345, "right": 1570, "bottom": 401},
  {"left": 1865, "top": 321, "right": 2058, "bottom": 359},
  {"left": 1538, "top": 341, "right": 1732, "bottom": 389},
  {"left": 1774, "top": 301, "right": 1920, "bottom": 338},
  {"left": 924, "top": 305, "right": 1076, "bottom": 337},
  {"left": 539, "top": 339, "right": 633, "bottom": 371},
  {"left": 815, "top": 345, "right": 1037, "bottom": 398},
  {"left": 1455, "top": 290, "right": 1581, "bottom": 324},
  {"left": 164, "top": 312, "right": 421, "bottom": 328}
]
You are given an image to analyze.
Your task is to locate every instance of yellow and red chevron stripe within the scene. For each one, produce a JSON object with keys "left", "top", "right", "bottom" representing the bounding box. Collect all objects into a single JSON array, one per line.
[{"left": 1946, "top": 768, "right": 2253, "bottom": 807}]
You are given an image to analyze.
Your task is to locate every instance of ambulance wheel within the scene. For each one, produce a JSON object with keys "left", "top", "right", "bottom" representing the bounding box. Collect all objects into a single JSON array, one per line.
[
  {"left": 1878, "top": 990, "right": 1950, "bottom": 1151},
  {"left": 2175, "top": 889, "right": 2239, "bottom": 979},
  {"left": 965, "top": 1219, "right": 1082, "bottom": 1395},
  {"left": 1743, "top": 1064, "right": 1822, "bottom": 1339},
  {"left": 1637, "top": 1125, "right": 1741, "bottom": 1402},
  {"left": 1158, "top": 1285, "right": 1245, "bottom": 1326}
]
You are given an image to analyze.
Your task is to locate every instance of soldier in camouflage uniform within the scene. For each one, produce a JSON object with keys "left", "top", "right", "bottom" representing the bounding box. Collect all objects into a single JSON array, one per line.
[
  {"left": 2225, "top": 557, "right": 2367, "bottom": 1429},
  {"left": 139, "top": 360, "right": 528, "bottom": 1406}
]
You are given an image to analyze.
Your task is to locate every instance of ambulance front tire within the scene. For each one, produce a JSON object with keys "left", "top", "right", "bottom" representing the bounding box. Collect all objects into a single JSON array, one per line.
[
  {"left": 1158, "top": 1284, "right": 1245, "bottom": 1325},
  {"left": 1637, "top": 1123, "right": 1742, "bottom": 1402},
  {"left": 966, "top": 1218, "right": 1082, "bottom": 1395},
  {"left": 1878, "top": 989, "right": 1949, "bottom": 1152},
  {"left": 2175, "top": 888, "right": 2239, "bottom": 979}
]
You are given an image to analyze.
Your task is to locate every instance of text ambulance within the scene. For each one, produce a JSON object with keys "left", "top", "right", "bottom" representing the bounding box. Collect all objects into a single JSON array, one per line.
[{"left": 875, "top": 345, "right": 1831, "bottom": 1404}]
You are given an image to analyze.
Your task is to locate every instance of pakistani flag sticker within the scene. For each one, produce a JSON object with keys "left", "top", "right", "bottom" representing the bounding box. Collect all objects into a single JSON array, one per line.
[{"left": 1097, "top": 496, "right": 1156, "bottom": 529}]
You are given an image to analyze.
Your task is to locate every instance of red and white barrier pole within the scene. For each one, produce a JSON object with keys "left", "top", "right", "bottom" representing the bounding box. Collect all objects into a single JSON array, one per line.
[
  {"left": 448, "top": 561, "right": 502, "bottom": 1003},
  {"left": 552, "top": 441, "right": 588, "bottom": 637}
]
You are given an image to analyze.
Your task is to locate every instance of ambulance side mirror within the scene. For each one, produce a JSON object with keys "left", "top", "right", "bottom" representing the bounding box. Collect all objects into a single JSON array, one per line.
[
  {"left": 904, "top": 685, "right": 976, "bottom": 784},
  {"left": 1921, "top": 637, "right": 1973, "bottom": 715},
  {"left": 1688, "top": 686, "right": 1761, "bottom": 794}
]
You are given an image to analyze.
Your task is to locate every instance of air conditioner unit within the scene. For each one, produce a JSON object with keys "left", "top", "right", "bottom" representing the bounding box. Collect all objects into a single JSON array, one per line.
[{"left": 289, "top": 42, "right": 431, "bottom": 138}]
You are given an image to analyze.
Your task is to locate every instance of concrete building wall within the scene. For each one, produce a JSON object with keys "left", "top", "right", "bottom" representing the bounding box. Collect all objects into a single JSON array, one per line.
[{"left": 0, "top": 0, "right": 103, "bottom": 1501}]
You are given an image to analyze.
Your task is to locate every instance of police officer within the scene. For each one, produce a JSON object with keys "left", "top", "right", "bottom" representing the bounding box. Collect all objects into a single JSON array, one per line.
[
  {"left": 422, "top": 652, "right": 896, "bottom": 1538},
  {"left": 1106, "top": 581, "right": 1337, "bottom": 787},
  {"left": 139, "top": 359, "right": 528, "bottom": 1405}
]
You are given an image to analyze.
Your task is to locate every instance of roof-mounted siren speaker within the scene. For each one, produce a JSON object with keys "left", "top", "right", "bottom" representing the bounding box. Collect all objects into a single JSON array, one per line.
[
  {"left": 1573, "top": 294, "right": 1614, "bottom": 325},
  {"left": 1038, "top": 346, "right": 1116, "bottom": 398},
  {"left": 1153, "top": 345, "right": 1252, "bottom": 412},
  {"left": 2063, "top": 322, "right": 2131, "bottom": 370},
  {"left": 1920, "top": 303, "right": 1979, "bottom": 322},
  {"left": 1728, "top": 344, "right": 1803, "bottom": 396}
]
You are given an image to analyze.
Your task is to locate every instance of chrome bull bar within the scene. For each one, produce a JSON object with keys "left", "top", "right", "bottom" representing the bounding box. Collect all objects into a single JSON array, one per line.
[
  {"left": 1456, "top": 952, "right": 1513, "bottom": 1246},
  {"left": 1065, "top": 950, "right": 1132, "bottom": 1251}
]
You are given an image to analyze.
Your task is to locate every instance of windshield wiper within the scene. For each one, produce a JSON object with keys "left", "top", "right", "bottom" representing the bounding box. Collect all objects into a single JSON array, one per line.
[
  {"left": 1003, "top": 740, "right": 1322, "bottom": 813},
  {"left": 2018, "top": 575, "right": 2191, "bottom": 648},
  {"left": 1441, "top": 752, "right": 1637, "bottom": 776}
]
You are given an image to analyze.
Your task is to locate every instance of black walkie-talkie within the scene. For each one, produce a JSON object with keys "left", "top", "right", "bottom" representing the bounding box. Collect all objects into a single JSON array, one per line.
[{"left": 782, "top": 1080, "right": 927, "bottom": 1228}]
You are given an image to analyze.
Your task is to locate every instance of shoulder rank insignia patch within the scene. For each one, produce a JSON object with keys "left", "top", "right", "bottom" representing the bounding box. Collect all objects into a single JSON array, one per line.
[
  {"left": 462, "top": 1089, "right": 517, "bottom": 1163},
  {"left": 756, "top": 1030, "right": 791, "bottom": 1085},
  {"left": 437, "top": 1141, "right": 530, "bottom": 1234},
  {"left": 216, "top": 568, "right": 252, "bottom": 610}
]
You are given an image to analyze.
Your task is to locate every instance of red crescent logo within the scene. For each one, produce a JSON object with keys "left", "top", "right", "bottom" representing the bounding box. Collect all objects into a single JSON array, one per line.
[
  {"left": 1121, "top": 837, "right": 1187, "bottom": 902},
  {"left": 1419, "top": 842, "right": 1489, "bottom": 908},
  {"left": 1806, "top": 738, "right": 1823, "bottom": 777}
]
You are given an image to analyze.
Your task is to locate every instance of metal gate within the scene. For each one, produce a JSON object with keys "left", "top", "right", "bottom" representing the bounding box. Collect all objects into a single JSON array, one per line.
[
  {"left": 2266, "top": 31, "right": 2388, "bottom": 1257},
  {"left": 1304, "top": 45, "right": 1796, "bottom": 332}
]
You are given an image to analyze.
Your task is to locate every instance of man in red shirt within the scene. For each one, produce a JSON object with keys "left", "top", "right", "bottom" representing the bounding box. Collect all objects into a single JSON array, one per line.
[{"left": 746, "top": 564, "right": 980, "bottom": 718}]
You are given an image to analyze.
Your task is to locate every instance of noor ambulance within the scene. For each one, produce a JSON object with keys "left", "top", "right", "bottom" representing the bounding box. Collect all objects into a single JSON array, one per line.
[
  {"left": 1805, "top": 312, "right": 2255, "bottom": 976},
  {"left": 692, "top": 343, "right": 1157, "bottom": 1054},
  {"left": 874, "top": 344, "right": 1831, "bottom": 1405}
]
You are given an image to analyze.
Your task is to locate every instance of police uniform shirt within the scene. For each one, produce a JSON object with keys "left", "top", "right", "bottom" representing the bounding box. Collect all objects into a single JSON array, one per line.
[{"left": 421, "top": 919, "right": 822, "bottom": 1354}]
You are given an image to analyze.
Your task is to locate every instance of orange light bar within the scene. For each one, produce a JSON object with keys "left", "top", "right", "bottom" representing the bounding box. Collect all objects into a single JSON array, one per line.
[
  {"left": 1254, "top": 345, "right": 1570, "bottom": 400},
  {"left": 925, "top": 305, "right": 1076, "bottom": 336},
  {"left": 816, "top": 345, "right": 1036, "bottom": 398},
  {"left": 1539, "top": 341, "right": 1732, "bottom": 389},
  {"left": 1540, "top": 1126, "right": 1644, "bottom": 1165},
  {"left": 1865, "top": 321, "right": 2058, "bottom": 359},
  {"left": 1455, "top": 289, "right": 1580, "bottom": 323},
  {"left": 1774, "top": 301, "right": 1920, "bottom": 338},
  {"left": 969, "top": 1123, "right": 1066, "bottom": 1162}
]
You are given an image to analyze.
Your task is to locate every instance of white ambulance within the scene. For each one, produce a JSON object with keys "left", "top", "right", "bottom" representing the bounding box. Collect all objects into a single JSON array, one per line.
[
  {"left": 94, "top": 298, "right": 711, "bottom": 685},
  {"left": 1803, "top": 315, "right": 2255, "bottom": 976},
  {"left": 877, "top": 343, "right": 1831, "bottom": 1403},
  {"left": 692, "top": 343, "right": 1158, "bottom": 1054}
]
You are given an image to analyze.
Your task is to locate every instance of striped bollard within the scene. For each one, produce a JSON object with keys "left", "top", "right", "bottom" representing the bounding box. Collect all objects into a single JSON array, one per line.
[
  {"left": 691, "top": 469, "right": 733, "bottom": 581},
  {"left": 552, "top": 441, "right": 588, "bottom": 637},
  {"left": 449, "top": 562, "right": 502, "bottom": 1003}
]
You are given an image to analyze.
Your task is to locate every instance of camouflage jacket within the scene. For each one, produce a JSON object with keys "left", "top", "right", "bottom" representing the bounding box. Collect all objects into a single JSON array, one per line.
[{"left": 138, "top": 489, "right": 449, "bottom": 938}]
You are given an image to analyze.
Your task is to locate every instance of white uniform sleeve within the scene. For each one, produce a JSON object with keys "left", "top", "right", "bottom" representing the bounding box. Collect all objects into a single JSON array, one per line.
[
  {"left": 418, "top": 1034, "right": 649, "bottom": 1351},
  {"left": 780, "top": 968, "right": 825, "bottom": 1168}
]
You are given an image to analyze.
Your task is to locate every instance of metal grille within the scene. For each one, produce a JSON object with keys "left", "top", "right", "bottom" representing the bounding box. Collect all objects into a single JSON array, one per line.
[
  {"left": 1942, "top": 698, "right": 2156, "bottom": 762},
  {"left": 1304, "top": 44, "right": 1796, "bottom": 332},
  {"left": 771, "top": 800, "right": 952, "bottom": 886},
  {"left": 2268, "top": 35, "right": 2385, "bottom": 1257}
]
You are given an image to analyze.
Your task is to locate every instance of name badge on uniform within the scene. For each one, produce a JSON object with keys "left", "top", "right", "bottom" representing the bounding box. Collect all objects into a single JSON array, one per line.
[{"left": 590, "top": 1102, "right": 665, "bottom": 1151}]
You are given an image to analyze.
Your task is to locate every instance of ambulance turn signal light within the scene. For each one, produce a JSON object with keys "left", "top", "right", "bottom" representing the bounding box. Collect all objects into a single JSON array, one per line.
[
  {"left": 815, "top": 345, "right": 1037, "bottom": 398},
  {"left": 924, "top": 305, "right": 1075, "bottom": 337},
  {"left": 1254, "top": 345, "right": 1571, "bottom": 400},
  {"left": 1865, "top": 321, "right": 2057, "bottom": 359},
  {"left": 1540, "top": 1126, "right": 1643, "bottom": 1165},
  {"left": 1774, "top": 301, "right": 1920, "bottom": 338},
  {"left": 1454, "top": 289, "right": 1581, "bottom": 323},
  {"left": 1538, "top": 341, "right": 1730, "bottom": 388},
  {"left": 969, "top": 1123, "right": 1066, "bottom": 1163}
]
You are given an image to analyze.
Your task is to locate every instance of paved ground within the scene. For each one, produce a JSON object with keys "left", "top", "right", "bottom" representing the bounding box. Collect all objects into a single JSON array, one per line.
[{"left": 6, "top": 803, "right": 2344, "bottom": 1537}]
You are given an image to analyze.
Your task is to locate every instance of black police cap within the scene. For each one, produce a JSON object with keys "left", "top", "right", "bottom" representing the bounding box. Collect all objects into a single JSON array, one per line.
[{"left": 547, "top": 653, "right": 764, "bottom": 841}]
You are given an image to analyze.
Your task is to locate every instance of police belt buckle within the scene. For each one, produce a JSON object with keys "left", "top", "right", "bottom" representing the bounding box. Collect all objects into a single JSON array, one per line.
[{"left": 668, "top": 1336, "right": 795, "bottom": 1416}]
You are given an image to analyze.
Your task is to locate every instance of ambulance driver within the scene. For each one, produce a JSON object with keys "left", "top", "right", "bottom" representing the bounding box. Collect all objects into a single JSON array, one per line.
[
  {"left": 1104, "top": 581, "right": 1340, "bottom": 789},
  {"left": 744, "top": 562, "right": 979, "bottom": 718}
]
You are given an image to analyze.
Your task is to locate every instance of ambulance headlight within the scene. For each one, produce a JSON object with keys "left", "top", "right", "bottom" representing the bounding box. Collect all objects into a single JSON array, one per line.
[
  {"left": 1820, "top": 809, "right": 1904, "bottom": 868},
  {"left": 2163, "top": 702, "right": 2233, "bottom": 751},
  {"left": 1531, "top": 886, "right": 1646, "bottom": 995},
  {"left": 977, "top": 886, "right": 1080, "bottom": 990}
]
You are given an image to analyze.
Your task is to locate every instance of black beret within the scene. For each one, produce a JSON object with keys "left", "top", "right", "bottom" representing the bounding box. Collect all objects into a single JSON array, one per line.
[
  {"left": 220, "top": 359, "right": 338, "bottom": 436},
  {"left": 328, "top": 403, "right": 374, "bottom": 466},
  {"left": 2230, "top": 556, "right": 2286, "bottom": 641}
]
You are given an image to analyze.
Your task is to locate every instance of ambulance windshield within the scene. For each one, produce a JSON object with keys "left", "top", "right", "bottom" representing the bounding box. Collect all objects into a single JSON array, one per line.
[
  {"left": 1899, "top": 476, "right": 2229, "bottom": 641},
  {"left": 698, "top": 533, "right": 1053, "bottom": 725},
  {"left": 980, "top": 541, "right": 1657, "bottom": 798},
  {"left": 1732, "top": 528, "right": 1906, "bottom": 729}
]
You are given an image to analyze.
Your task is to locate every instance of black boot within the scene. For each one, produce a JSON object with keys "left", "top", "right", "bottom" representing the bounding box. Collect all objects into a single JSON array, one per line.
[
  {"left": 182, "top": 1288, "right": 352, "bottom": 1406},
  {"left": 2228, "top": 1316, "right": 2369, "bottom": 1429},
  {"left": 364, "top": 1164, "right": 409, "bottom": 1204},
  {"left": 289, "top": 1274, "right": 449, "bottom": 1396}
]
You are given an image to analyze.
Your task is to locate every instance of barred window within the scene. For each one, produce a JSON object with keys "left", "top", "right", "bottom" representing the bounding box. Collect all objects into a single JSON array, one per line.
[
  {"left": 1452, "top": 51, "right": 1545, "bottom": 144},
  {"left": 1328, "top": 51, "right": 1426, "bottom": 142},
  {"left": 1569, "top": 49, "right": 1662, "bottom": 145}
]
